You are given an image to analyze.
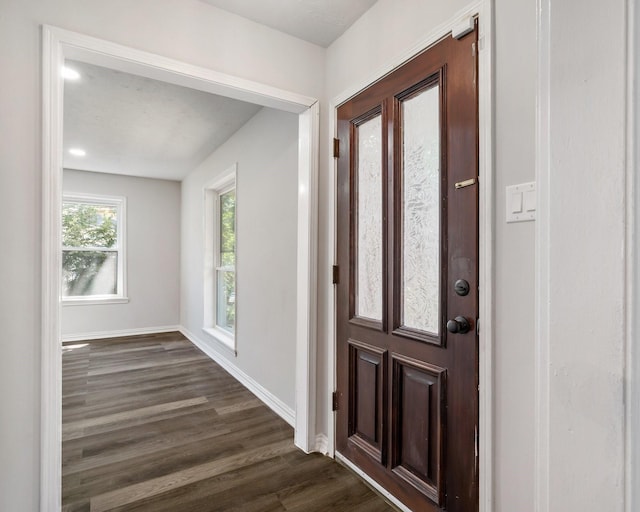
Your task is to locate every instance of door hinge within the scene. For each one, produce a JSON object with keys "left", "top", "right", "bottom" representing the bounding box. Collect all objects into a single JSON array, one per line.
[
  {"left": 333, "top": 138, "right": 340, "bottom": 158},
  {"left": 332, "top": 265, "right": 339, "bottom": 285},
  {"left": 475, "top": 425, "right": 479, "bottom": 459},
  {"left": 452, "top": 15, "right": 475, "bottom": 40},
  {"left": 332, "top": 391, "right": 339, "bottom": 411},
  {"left": 476, "top": 318, "right": 480, "bottom": 335}
]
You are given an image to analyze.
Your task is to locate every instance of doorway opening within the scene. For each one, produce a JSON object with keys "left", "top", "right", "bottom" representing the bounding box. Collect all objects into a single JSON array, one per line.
[{"left": 42, "top": 25, "right": 319, "bottom": 510}]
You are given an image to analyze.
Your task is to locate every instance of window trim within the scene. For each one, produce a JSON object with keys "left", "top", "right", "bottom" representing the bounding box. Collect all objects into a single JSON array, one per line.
[
  {"left": 61, "top": 192, "right": 128, "bottom": 305},
  {"left": 203, "top": 164, "right": 237, "bottom": 352}
]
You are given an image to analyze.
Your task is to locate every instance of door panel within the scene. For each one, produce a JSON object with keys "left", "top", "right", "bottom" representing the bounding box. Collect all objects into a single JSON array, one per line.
[
  {"left": 336, "top": 25, "right": 479, "bottom": 512},
  {"left": 391, "top": 354, "right": 446, "bottom": 506},
  {"left": 348, "top": 339, "right": 387, "bottom": 464}
]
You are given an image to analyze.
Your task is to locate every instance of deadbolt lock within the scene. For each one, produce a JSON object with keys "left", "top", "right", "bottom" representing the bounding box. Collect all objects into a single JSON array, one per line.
[{"left": 454, "top": 279, "right": 470, "bottom": 296}]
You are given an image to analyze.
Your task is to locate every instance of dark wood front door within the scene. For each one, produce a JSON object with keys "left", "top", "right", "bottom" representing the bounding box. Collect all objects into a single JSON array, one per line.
[{"left": 336, "top": 26, "right": 479, "bottom": 512}]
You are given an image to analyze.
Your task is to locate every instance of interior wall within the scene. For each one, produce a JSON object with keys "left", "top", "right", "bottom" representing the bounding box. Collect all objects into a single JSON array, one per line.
[
  {"left": 492, "top": 0, "right": 536, "bottom": 508},
  {"left": 181, "top": 107, "right": 299, "bottom": 410},
  {"left": 1, "top": 0, "right": 632, "bottom": 510},
  {"left": 0, "top": 1, "right": 323, "bottom": 509},
  {"left": 545, "top": 1, "right": 627, "bottom": 510},
  {"left": 61, "top": 170, "right": 181, "bottom": 337},
  {"left": 633, "top": 1, "right": 640, "bottom": 508},
  {"left": 322, "top": 1, "right": 536, "bottom": 511}
]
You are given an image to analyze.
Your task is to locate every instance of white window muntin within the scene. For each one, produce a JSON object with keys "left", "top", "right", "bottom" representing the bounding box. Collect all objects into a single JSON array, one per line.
[{"left": 61, "top": 193, "right": 127, "bottom": 305}]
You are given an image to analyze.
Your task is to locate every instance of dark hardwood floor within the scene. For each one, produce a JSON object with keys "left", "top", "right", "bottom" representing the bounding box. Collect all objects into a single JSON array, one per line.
[{"left": 62, "top": 332, "right": 396, "bottom": 511}]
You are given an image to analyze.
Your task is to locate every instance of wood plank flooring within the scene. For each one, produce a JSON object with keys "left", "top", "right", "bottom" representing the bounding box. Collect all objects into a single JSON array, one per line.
[{"left": 62, "top": 332, "right": 396, "bottom": 511}]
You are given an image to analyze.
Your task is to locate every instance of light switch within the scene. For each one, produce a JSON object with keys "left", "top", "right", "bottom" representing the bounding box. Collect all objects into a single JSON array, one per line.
[
  {"left": 523, "top": 189, "right": 536, "bottom": 212},
  {"left": 506, "top": 182, "right": 536, "bottom": 223},
  {"left": 510, "top": 191, "right": 523, "bottom": 214}
]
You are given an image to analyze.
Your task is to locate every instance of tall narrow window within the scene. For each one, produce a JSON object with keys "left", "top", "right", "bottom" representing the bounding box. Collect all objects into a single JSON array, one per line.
[
  {"left": 203, "top": 164, "right": 237, "bottom": 351},
  {"left": 216, "top": 186, "right": 236, "bottom": 332},
  {"left": 61, "top": 194, "right": 127, "bottom": 304}
]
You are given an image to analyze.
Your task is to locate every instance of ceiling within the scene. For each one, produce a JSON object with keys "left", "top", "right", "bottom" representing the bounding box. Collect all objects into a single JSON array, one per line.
[
  {"left": 63, "top": 2, "right": 379, "bottom": 179},
  {"left": 63, "top": 60, "right": 262, "bottom": 181},
  {"left": 199, "top": 0, "right": 378, "bottom": 47}
]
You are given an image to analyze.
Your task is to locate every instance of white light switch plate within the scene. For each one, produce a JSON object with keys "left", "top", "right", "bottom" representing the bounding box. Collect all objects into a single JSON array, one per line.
[{"left": 506, "top": 182, "right": 536, "bottom": 223}]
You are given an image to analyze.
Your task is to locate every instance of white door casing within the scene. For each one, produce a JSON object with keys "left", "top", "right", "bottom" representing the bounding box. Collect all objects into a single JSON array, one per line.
[{"left": 41, "top": 25, "right": 319, "bottom": 512}]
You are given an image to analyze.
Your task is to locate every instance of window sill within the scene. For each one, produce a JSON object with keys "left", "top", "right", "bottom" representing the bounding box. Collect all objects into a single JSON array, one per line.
[
  {"left": 202, "top": 327, "right": 236, "bottom": 355},
  {"left": 62, "top": 296, "right": 129, "bottom": 306}
]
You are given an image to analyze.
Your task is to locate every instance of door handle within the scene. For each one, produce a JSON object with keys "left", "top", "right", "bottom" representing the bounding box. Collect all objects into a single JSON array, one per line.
[{"left": 446, "top": 316, "right": 471, "bottom": 334}]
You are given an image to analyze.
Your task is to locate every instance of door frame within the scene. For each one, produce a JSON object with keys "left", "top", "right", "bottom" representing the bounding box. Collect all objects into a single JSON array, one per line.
[
  {"left": 326, "top": 2, "right": 494, "bottom": 511},
  {"left": 627, "top": 0, "right": 639, "bottom": 510},
  {"left": 41, "top": 25, "right": 319, "bottom": 511}
]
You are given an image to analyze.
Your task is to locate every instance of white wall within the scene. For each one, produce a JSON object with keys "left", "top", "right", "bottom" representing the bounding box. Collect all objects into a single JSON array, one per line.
[
  {"left": 632, "top": 2, "right": 640, "bottom": 509},
  {"left": 544, "top": 1, "right": 627, "bottom": 510},
  {"left": 492, "top": 0, "right": 536, "bottom": 509},
  {"left": 0, "top": 1, "right": 323, "bottom": 509},
  {"left": 61, "top": 170, "right": 181, "bottom": 337},
  {"left": 181, "top": 107, "right": 299, "bottom": 410}
]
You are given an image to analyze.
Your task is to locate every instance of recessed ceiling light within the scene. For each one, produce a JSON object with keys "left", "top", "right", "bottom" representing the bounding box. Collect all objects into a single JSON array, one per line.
[
  {"left": 68, "top": 148, "right": 86, "bottom": 157},
  {"left": 62, "top": 66, "right": 80, "bottom": 80}
]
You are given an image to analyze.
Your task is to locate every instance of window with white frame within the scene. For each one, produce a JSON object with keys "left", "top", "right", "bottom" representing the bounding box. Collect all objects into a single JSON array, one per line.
[
  {"left": 216, "top": 185, "right": 236, "bottom": 331},
  {"left": 61, "top": 194, "right": 127, "bottom": 304},
  {"left": 204, "top": 165, "right": 237, "bottom": 350}
]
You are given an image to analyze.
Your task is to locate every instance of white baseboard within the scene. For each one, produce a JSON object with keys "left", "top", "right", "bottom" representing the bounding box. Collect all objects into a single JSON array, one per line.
[
  {"left": 61, "top": 325, "right": 181, "bottom": 343},
  {"left": 179, "top": 326, "right": 296, "bottom": 427},
  {"left": 315, "top": 434, "right": 328, "bottom": 454},
  {"left": 336, "top": 452, "right": 412, "bottom": 512}
]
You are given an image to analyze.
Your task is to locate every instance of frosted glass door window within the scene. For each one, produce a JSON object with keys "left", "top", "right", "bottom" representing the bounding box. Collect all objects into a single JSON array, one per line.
[
  {"left": 356, "top": 114, "right": 383, "bottom": 322},
  {"left": 402, "top": 85, "right": 441, "bottom": 334}
]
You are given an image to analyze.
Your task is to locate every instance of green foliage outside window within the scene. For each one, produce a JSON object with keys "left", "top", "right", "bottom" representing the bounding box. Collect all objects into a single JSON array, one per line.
[
  {"left": 62, "top": 202, "right": 119, "bottom": 296},
  {"left": 63, "top": 203, "right": 117, "bottom": 248},
  {"left": 219, "top": 190, "right": 236, "bottom": 329}
]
